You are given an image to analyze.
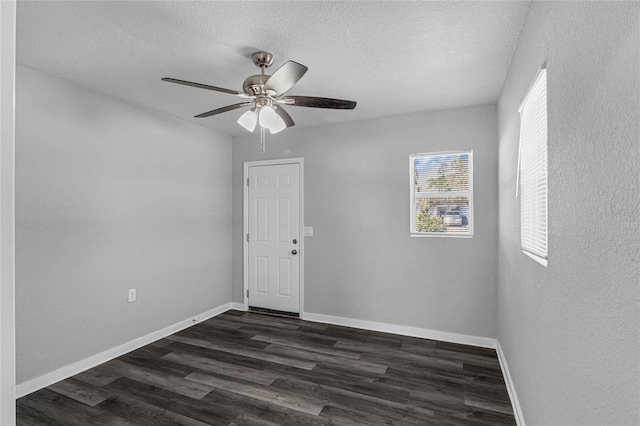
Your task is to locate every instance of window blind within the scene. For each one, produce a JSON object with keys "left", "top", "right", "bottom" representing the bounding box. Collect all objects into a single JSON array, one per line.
[{"left": 518, "top": 68, "right": 548, "bottom": 264}]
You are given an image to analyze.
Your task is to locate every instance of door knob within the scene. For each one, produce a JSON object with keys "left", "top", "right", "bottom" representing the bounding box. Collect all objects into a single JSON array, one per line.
[{"left": 291, "top": 249, "right": 298, "bottom": 255}]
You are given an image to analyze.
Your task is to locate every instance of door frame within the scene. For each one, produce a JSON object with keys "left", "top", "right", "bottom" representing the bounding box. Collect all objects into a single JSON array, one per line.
[
  {"left": 0, "top": 0, "right": 16, "bottom": 423},
  {"left": 243, "top": 158, "right": 304, "bottom": 313}
]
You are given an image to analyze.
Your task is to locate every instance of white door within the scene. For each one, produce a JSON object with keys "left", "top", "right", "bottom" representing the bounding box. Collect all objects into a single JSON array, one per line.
[{"left": 247, "top": 162, "right": 301, "bottom": 313}]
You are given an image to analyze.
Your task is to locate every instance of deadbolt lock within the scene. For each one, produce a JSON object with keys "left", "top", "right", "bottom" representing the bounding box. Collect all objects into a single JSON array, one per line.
[{"left": 293, "top": 239, "right": 297, "bottom": 244}]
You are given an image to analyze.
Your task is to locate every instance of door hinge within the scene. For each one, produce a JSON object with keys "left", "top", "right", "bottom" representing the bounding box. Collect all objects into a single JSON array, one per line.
[
  {"left": 246, "top": 289, "right": 249, "bottom": 298},
  {"left": 246, "top": 233, "right": 249, "bottom": 242},
  {"left": 246, "top": 178, "right": 250, "bottom": 186}
]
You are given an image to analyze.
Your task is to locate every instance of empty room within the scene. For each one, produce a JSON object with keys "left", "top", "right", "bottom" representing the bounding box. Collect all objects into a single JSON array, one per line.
[{"left": 0, "top": 1, "right": 638, "bottom": 425}]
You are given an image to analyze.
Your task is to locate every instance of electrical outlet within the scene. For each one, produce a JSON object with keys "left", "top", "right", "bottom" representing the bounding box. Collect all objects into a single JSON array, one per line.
[{"left": 128, "top": 288, "right": 136, "bottom": 303}]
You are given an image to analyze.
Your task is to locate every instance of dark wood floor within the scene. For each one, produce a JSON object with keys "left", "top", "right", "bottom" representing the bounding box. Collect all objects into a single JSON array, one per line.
[{"left": 17, "top": 311, "right": 516, "bottom": 425}]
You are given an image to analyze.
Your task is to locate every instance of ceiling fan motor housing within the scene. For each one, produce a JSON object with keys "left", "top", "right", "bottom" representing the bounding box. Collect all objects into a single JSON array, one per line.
[{"left": 242, "top": 74, "right": 273, "bottom": 97}]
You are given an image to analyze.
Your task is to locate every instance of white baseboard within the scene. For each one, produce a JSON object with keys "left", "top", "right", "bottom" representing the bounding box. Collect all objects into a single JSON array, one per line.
[
  {"left": 300, "top": 311, "right": 497, "bottom": 349},
  {"left": 496, "top": 340, "right": 526, "bottom": 426},
  {"left": 231, "top": 302, "right": 247, "bottom": 311},
  {"left": 16, "top": 302, "right": 233, "bottom": 398}
]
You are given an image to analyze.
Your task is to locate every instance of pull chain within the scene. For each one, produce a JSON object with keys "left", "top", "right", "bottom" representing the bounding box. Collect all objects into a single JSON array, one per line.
[{"left": 260, "top": 126, "right": 266, "bottom": 153}]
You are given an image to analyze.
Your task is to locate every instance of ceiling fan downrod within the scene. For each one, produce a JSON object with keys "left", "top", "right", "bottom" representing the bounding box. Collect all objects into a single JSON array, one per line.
[{"left": 251, "top": 51, "right": 273, "bottom": 75}]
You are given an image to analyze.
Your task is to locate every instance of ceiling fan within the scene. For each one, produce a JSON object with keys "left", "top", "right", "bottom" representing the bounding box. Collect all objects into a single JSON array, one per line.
[{"left": 162, "top": 51, "right": 357, "bottom": 134}]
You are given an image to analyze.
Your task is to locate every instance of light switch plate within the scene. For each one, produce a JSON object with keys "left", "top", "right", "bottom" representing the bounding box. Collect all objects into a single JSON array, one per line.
[{"left": 304, "top": 226, "right": 313, "bottom": 237}]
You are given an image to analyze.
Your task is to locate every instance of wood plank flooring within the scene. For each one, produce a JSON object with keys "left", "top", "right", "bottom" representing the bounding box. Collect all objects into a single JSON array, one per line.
[{"left": 17, "top": 311, "right": 516, "bottom": 425}]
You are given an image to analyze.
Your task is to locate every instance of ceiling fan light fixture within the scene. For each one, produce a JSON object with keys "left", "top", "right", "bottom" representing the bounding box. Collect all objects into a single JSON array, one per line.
[
  {"left": 258, "top": 105, "right": 279, "bottom": 130},
  {"left": 237, "top": 109, "right": 258, "bottom": 132},
  {"left": 269, "top": 114, "right": 287, "bottom": 134}
]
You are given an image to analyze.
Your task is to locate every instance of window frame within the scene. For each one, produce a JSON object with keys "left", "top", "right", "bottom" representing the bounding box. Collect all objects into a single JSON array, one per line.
[
  {"left": 517, "top": 67, "right": 548, "bottom": 266},
  {"left": 409, "top": 150, "right": 474, "bottom": 238}
]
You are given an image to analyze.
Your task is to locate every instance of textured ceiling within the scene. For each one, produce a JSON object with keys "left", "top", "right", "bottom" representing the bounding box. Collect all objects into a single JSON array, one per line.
[{"left": 17, "top": 1, "right": 530, "bottom": 136}]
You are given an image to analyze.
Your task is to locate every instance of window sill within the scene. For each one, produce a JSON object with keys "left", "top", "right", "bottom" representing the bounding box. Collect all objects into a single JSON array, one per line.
[
  {"left": 522, "top": 250, "right": 548, "bottom": 267},
  {"left": 411, "top": 233, "right": 473, "bottom": 239}
]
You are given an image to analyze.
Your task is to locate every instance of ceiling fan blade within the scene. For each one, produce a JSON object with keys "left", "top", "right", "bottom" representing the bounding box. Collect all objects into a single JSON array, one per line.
[
  {"left": 264, "top": 61, "right": 308, "bottom": 95},
  {"left": 274, "top": 106, "right": 295, "bottom": 129},
  {"left": 195, "top": 102, "right": 252, "bottom": 118},
  {"left": 162, "top": 77, "right": 245, "bottom": 96},
  {"left": 283, "top": 96, "right": 357, "bottom": 110}
]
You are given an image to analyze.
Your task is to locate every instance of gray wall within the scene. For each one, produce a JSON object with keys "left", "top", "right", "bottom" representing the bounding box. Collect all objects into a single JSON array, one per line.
[
  {"left": 497, "top": 2, "right": 639, "bottom": 424},
  {"left": 16, "top": 66, "right": 232, "bottom": 384},
  {"left": 233, "top": 105, "right": 499, "bottom": 338}
]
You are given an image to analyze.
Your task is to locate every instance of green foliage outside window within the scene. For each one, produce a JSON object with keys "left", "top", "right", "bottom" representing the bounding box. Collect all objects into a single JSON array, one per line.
[
  {"left": 415, "top": 213, "right": 447, "bottom": 232},
  {"left": 426, "top": 156, "right": 469, "bottom": 192}
]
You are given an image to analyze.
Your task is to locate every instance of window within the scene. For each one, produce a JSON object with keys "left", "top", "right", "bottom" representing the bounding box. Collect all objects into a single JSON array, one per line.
[
  {"left": 517, "top": 68, "right": 548, "bottom": 266},
  {"left": 410, "top": 150, "right": 473, "bottom": 237}
]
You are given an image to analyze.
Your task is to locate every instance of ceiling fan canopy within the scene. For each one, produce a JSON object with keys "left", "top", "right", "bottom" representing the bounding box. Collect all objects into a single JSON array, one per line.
[{"left": 162, "top": 51, "right": 357, "bottom": 134}]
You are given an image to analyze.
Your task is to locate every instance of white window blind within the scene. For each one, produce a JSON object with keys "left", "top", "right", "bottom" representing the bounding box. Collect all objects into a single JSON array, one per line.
[
  {"left": 410, "top": 151, "right": 473, "bottom": 237},
  {"left": 517, "top": 68, "right": 548, "bottom": 265}
]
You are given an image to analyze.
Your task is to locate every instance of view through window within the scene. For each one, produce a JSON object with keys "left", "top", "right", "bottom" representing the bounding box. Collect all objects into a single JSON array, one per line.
[{"left": 410, "top": 151, "right": 473, "bottom": 237}]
